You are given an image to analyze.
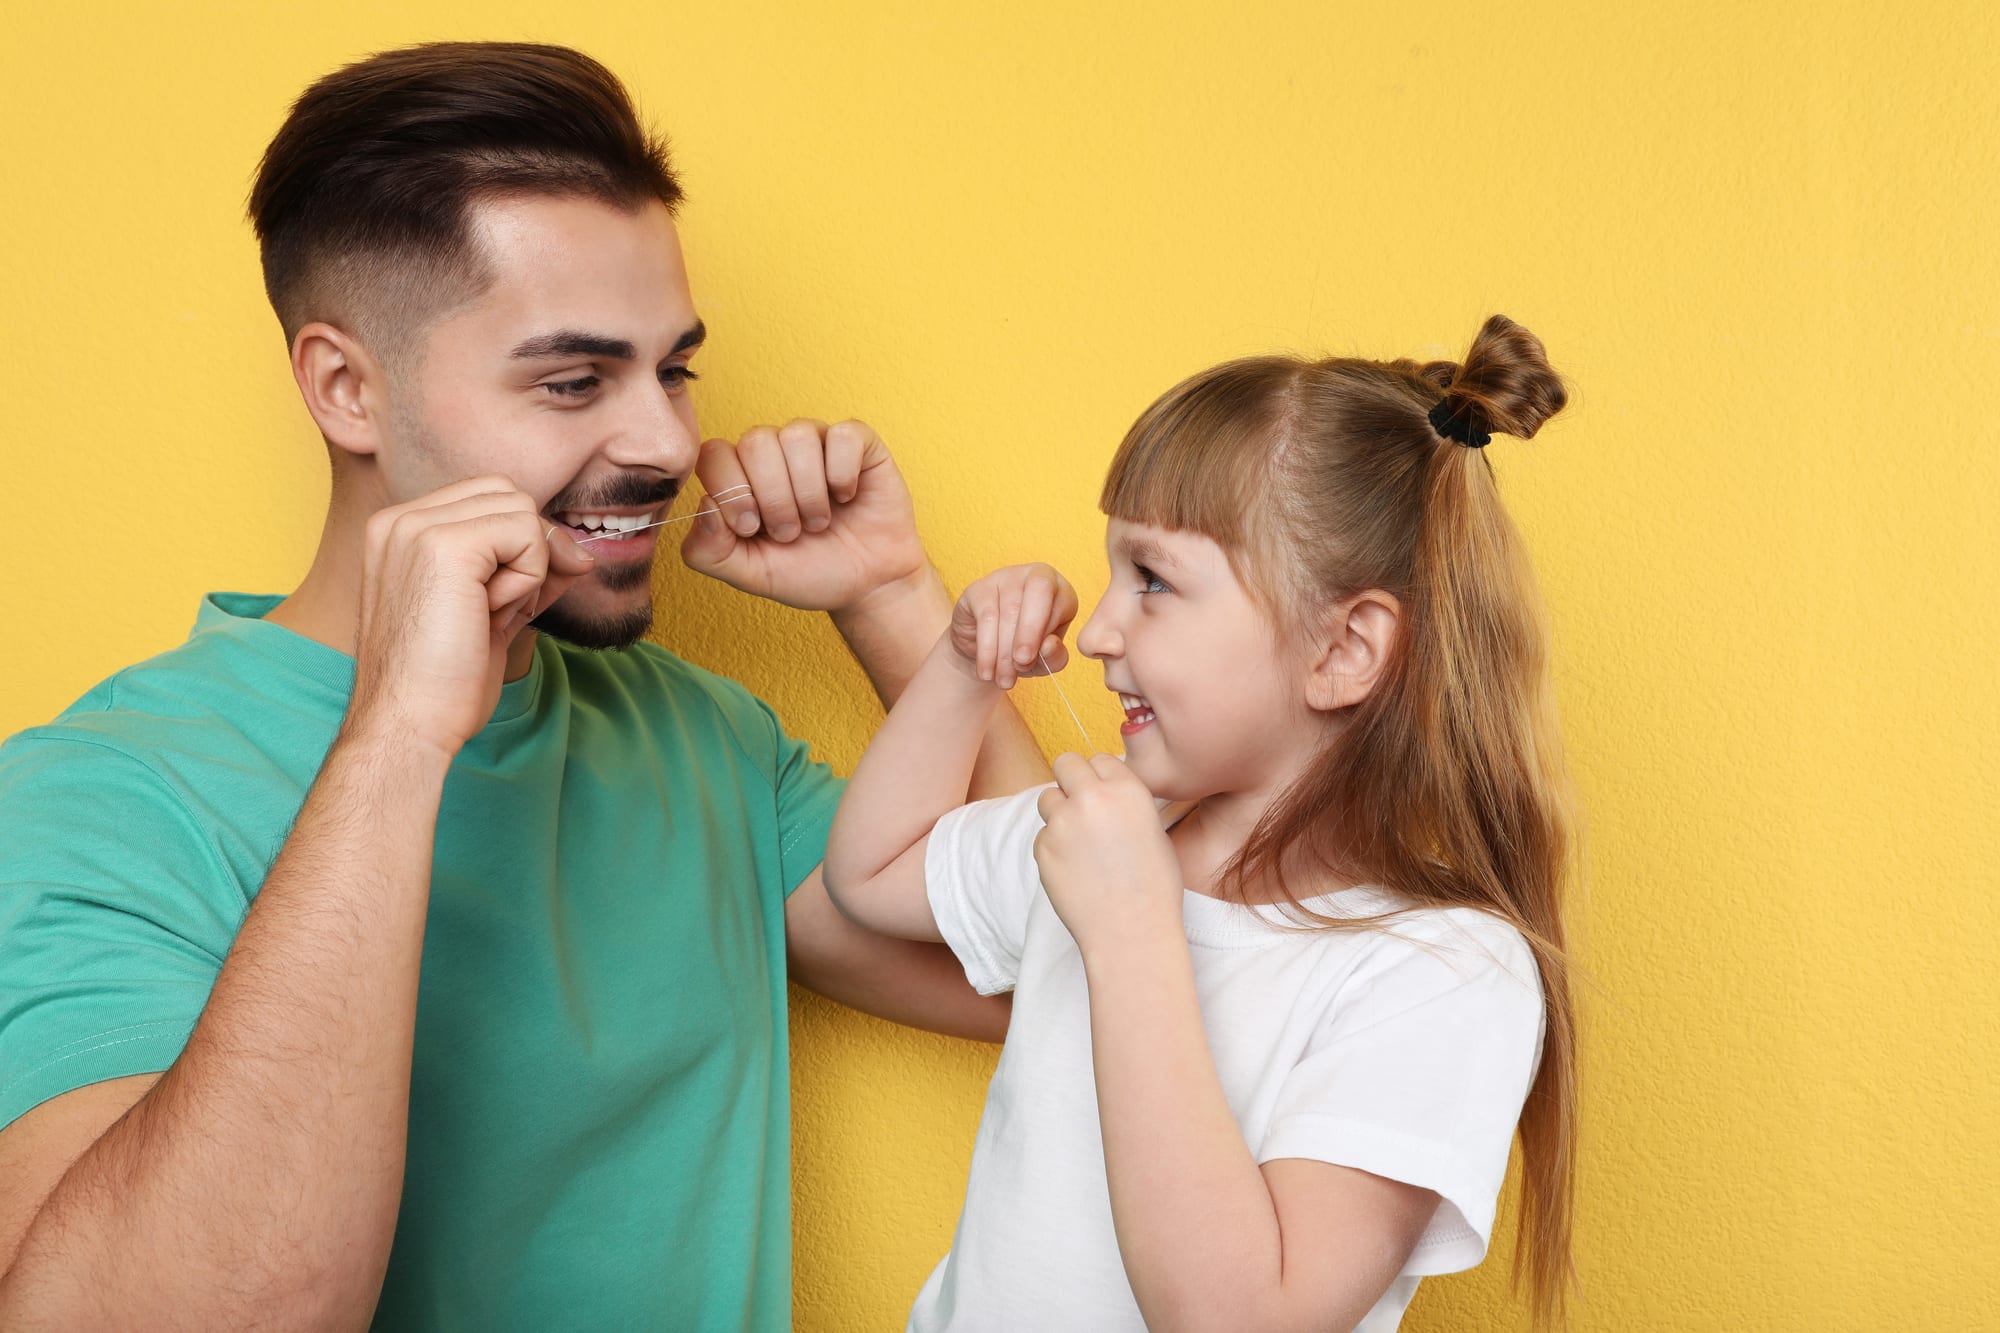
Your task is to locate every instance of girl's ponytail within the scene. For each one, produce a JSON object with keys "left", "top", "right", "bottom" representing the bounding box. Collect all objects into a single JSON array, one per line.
[{"left": 1402, "top": 316, "right": 1578, "bottom": 1326}]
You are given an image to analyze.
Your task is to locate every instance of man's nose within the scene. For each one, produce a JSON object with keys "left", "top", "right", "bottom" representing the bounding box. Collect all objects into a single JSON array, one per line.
[{"left": 606, "top": 381, "right": 699, "bottom": 475}]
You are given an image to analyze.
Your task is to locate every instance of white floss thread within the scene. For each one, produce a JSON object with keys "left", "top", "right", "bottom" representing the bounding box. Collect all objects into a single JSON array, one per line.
[
  {"left": 1039, "top": 651, "right": 1095, "bottom": 751},
  {"left": 573, "top": 485, "right": 756, "bottom": 546}
]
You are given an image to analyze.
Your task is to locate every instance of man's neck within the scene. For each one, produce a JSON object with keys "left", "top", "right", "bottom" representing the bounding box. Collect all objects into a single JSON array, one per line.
[{"left": 264, "top": 500, "right": 540, "bottom": 682}]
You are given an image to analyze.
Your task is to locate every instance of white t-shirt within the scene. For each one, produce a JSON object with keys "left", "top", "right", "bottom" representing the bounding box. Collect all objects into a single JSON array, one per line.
[{"left": 909, "top": 786, "right": 1545, "bottom": 1333}]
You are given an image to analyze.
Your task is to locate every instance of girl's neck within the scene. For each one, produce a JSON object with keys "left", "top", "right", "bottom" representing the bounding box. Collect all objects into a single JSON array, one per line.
[{"left": 1167, "top": 793, "right": 1357, "bottom": 905}]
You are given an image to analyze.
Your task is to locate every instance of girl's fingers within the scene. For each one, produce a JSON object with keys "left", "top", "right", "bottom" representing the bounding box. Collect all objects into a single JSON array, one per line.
[
  {"left": 995, "top": 596, "right": 1022, "bottom": 689},
  {"left": 1038, "top": 635, "right": 1068, "bottom": 674},
  {"left": 975, "top": 600, "right": 999, "bottom": 683},
  {"left": 1050, "top": 751, "right": 1094, "bottom": 794},
  {"left": 1016, "top": 573, "right": 1056, "bottom": 669}
]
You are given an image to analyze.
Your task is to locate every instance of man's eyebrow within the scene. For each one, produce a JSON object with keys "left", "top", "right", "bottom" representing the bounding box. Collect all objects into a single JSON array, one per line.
[
  {"left": 509, "top": 331, "right": 635, "bottom": 361},
  {"left": 671, "top": 320, "right": 707, "bottom": 355},
  {"left": 508, "top": 320, "right": 706, "bottom": 362}
]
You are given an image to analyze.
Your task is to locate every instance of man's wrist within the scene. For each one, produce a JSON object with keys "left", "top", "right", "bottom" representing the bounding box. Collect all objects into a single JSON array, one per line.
[
  {"left": 334, "top": 705, "right": 460, "bottom": 786},
  {"left": 829, "top": 564, "right": 953, "bottom": 704}
]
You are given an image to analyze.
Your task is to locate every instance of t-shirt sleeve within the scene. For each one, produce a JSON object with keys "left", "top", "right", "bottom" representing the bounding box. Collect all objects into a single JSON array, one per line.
[
  {"left": 923, "top": 785, "right": 1050, "bottom": 996},
  {"left": 686, "top": 666, "right": 847, "bottom": 900},
  {"left": 1256, "top": 914, "right": 1546, "bottom": 1276},
  {"left": 768, "top": 708, "right": 845, "bottom": 899},
  {"left": 0, "top": 738, "right": 239, "bottom": 1130}
]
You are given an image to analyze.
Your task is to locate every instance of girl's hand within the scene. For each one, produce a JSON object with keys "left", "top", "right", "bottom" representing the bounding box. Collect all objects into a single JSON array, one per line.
[
  {"left": 949, "top": 563, "right": 1079, "bottom": 689},
  {"left": 1034, "top": 753, "right": 1184, "bottom": 956}
]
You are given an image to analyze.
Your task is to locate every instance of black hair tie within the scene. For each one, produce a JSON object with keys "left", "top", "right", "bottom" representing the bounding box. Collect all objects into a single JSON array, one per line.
[{"left": 1429, "top": 397, "right": 1492, "bottom": 450}]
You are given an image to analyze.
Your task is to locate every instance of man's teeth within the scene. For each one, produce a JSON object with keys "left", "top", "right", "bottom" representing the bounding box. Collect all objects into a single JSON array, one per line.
[{"left": 559, "top": 511, "right": 657, "bottom": 533}]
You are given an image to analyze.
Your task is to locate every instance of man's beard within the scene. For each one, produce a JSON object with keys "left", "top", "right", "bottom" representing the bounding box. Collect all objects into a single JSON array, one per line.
[{"left": 530, "top": 558, "right": 656, "bottom": 650}]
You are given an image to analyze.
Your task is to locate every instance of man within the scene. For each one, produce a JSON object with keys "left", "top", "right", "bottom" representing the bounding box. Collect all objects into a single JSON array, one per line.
[{"left": 0, "top": 42, "right": 1037, "bottom": 1329}]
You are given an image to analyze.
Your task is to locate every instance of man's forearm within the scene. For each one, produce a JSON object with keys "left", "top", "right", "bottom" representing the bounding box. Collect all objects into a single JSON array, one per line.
[
  {"left": 0, "top": 723, "right": 450, "bottom": 1328},
  {"left": 831, "top": 566, "right": 1052, "bottom": 798}
]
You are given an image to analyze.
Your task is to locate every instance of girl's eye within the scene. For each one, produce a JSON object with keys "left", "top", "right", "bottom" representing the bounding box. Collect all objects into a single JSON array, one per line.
[
  {"left": 659, "top": 365, "right": 701, "bottom": 391},
  {"left": 1135, "top": 564, "right": 1169, "bottom": 596},
  {"left": 544, "top": 375, "right": 601, "bottom": 400}
]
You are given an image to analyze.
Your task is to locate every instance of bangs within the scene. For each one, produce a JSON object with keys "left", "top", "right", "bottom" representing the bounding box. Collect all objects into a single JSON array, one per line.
[{"left": 1099, "top": 357, "right": 1302, "bottom": 593}]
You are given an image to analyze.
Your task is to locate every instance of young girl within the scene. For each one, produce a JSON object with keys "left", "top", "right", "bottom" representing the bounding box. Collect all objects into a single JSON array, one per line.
[{"left": 825, "top": 315, "right": 1577, "bottom": 1332}]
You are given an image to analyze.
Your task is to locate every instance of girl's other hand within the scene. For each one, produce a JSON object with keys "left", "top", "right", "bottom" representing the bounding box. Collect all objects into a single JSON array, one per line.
[
  {"left": 1034, "top": 753, "right": 1183, "bottom": 955},
  {"left": 949, "top": 563, "right": 1079, "bottom": 689}
]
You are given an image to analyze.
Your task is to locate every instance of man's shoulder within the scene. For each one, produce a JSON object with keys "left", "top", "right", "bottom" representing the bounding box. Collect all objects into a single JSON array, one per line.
[
  {"left": 1, "top": 620, "right": 336, "bottom": 838},
  {"left": 5, "top": 634, "right": 238, "bottom": 774}
]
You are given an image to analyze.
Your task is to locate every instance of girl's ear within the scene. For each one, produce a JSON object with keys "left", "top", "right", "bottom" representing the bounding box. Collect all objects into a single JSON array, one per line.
[
  {"left": 1304, "top": 590, "right": 1401, "bottom": 712},
  {"left": 291, "top": 321, "right": 391, "bottom": 460}
]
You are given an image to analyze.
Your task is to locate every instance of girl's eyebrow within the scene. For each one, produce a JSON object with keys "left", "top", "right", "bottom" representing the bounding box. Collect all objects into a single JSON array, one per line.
[{"left": 1118, "top": 535, "right": 1176, "bottom": 569}]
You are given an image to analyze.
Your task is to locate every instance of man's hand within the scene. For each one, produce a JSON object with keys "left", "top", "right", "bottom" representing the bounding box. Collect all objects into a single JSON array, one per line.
[
  {"left": 350, "top": 475, "right": 595, "bottom": 757},
  {"left": 679, "top": 419, "right": 929, "bottom": 613}
]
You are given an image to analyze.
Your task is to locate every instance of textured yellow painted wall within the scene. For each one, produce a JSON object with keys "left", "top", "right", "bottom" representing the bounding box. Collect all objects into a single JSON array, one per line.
[{"left": 4, "top": 3, "right": 1995, "bottom": 1328}]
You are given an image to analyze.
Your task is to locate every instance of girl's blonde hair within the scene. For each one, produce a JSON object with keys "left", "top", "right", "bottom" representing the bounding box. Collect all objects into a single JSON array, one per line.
[{"left": 1100, "top": 315, "right": 1579, "bottom": 1326}]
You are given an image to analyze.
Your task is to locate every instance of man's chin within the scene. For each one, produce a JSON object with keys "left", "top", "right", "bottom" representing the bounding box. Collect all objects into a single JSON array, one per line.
[{"left": 530, "top": 591, "right": 654, "bottom": 652}]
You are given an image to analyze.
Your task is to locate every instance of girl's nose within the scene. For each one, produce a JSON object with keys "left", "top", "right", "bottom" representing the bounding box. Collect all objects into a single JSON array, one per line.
[{"left": 1076, "top": 598, "right": 1119, "bottom": 660}]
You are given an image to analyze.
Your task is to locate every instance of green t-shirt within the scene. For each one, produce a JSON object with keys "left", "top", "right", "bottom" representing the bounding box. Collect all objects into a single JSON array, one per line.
[{"left": 0, "top": 592, "right": 844, "bottom": 1330}]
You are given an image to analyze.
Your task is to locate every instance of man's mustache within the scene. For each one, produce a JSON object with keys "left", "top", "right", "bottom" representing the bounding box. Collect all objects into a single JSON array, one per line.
[{"left": 545, "top": 475, "right": 682, "bottom": 514}]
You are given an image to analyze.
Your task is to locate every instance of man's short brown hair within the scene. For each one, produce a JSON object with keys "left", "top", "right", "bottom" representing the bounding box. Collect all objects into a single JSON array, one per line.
[{"left": 248, "top": 41, "right": 682, "bottom": 353}]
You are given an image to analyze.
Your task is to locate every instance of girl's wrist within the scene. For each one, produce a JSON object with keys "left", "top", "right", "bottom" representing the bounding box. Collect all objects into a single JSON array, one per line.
[
  {"left": 1077, "top": 906, "right": 1187, "bottom": 984},
  {"left": 932, "top": 631, "right": 1007, "bottom": 693}
]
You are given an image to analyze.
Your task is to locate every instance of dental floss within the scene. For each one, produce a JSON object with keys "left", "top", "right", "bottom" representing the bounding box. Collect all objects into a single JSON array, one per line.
[
  {"left": 572, "top": 485, "right": 755, "bottom": 546},
  {"left": 1039, "top": 652, "right": 1095, "bottom": 751}
]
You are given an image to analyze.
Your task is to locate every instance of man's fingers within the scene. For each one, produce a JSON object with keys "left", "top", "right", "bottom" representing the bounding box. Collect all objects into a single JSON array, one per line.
[
  {"left": 777, "top": 419, "right": 834, "bottom": 533},
  {"left": 545, "top": 525, "right": 596, "bottom": 576},
  {"left": 824, "top": 420, "right": 874, "bottom": 504},
  {"left": 695, "top": 438, "right": 758, "bottom": 537},
  {"left": 737, "top": 427, "right": 803, "bottom": 542}
]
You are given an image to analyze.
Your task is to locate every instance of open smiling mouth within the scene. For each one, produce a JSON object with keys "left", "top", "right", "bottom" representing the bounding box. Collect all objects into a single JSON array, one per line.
[
  {"left": 550, "top": 508, "right": 664, "bottom": 552},
  {"left": 1119, "top": 692, "right": 1156, "bottom": 736}
]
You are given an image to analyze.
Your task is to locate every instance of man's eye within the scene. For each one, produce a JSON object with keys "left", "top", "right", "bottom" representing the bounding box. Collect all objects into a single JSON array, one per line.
[
  {"left": 660, "top": 365, "right": 701, "bottom": 391},
  {"left": 545, "top": 375, "right": 601, "bottom": 399}
]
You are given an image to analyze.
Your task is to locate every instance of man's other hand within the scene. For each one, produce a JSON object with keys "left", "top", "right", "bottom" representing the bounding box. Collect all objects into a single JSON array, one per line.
[
  {"left": 681, "top": 419, "right": 930, "bottom": 613},
  {"left": 350, "top": 475, "right": 595, "bottom": 758}
]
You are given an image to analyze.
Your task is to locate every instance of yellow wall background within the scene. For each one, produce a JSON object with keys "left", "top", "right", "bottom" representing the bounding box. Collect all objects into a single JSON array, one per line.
[{"left": 4, "top": 2, "right": 1995, "bottom": 1328}]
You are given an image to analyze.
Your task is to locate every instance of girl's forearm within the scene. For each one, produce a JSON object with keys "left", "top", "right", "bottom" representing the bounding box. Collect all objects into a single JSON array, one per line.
[
  {"left": 824, "top": 635, "right": 1002, "bottom": 906},
  {"left": 1082, "top": 928, "right": 1293, "bottom": 1333}
]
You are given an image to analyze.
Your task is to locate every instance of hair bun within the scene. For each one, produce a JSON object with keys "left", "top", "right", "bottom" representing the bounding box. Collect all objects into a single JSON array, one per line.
[{"left": 1436, "top": 315, "right": 1568, "bottom": 442}]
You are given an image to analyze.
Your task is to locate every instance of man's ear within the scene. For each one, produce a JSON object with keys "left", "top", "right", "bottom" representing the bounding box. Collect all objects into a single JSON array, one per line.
[
  {"left": 1304, "top": 590, "right": 1402, "bottom": 712},
  {"left": 291, "top": 321, "right": 390, "bottom": 459}
]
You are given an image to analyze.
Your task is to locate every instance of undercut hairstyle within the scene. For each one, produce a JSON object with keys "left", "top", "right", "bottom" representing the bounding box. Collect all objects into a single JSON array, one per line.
[{"left": 248, "top": 41, "right": 682, "bottom": 357}]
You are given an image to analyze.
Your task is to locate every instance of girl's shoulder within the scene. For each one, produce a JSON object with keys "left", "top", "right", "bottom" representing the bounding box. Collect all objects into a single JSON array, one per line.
[{"left": 1287, "top": 888, "right": 1540, "bottom": 994}]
